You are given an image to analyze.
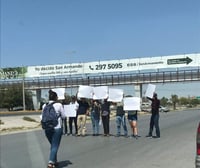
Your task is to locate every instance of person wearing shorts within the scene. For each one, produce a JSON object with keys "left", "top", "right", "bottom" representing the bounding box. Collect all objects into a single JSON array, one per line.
[{"left": 127, "top": 110, "right": 139, "bottom": 139}]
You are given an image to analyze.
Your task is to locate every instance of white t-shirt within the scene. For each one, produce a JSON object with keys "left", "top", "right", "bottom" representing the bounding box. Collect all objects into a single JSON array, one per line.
[
  {"left": 69, "top": 101, "right": 79, "bottom": 117},
  {"left": 42, "top": 101, "right": 66, "bottom": 129}
]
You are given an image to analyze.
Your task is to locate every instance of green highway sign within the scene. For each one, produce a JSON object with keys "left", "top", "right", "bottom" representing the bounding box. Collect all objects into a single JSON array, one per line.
[{"left": 167, "top": 57, "right": 192, "bottom": 65}]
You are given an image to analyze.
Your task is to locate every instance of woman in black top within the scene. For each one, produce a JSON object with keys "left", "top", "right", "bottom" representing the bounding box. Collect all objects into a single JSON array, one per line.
[{"left": 101, "top": 99, "right": 111, "bottom": 136}]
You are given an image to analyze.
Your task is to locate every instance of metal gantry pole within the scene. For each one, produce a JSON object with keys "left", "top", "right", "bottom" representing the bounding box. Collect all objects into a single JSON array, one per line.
[
  {"left": 22, "top": 67, "right": 26, "bottom": 111},
  {"left": 22, "top": 77, "right": 25, "bottom": 111}
]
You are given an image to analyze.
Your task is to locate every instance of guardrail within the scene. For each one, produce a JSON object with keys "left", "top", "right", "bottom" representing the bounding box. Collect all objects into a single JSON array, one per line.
[{"left": 0, "top": 68, "right": 199, "bottom": 90}]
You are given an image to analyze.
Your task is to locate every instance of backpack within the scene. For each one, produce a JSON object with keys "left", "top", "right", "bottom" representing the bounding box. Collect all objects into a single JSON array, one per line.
[{"left": 41, "top": 102, "right": 60, "bottom": 130}]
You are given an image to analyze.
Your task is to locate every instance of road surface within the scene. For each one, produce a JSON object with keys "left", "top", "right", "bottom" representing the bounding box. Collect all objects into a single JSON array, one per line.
[{"left": 0, "top": 109, "right": 199, "bottom": 168}]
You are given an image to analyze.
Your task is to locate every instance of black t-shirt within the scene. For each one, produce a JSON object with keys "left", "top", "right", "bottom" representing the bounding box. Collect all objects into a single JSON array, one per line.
[
  {"left": 101, "top": 101, "right": 111, "bottom": 116},
  {"left": 77, "top": 100, "right": 89, "bottom": 115},
  {"left": 116, "top": 105, "right": 125, "bottom": 116},
  {"left": 149, "top": 98, "right": 160, "bottom": 114}
]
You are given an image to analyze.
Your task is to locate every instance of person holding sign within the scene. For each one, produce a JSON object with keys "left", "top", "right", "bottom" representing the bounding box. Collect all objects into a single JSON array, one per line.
[
  {"left": 68, "top": 95, "right": 79, "bottom": 136},
  {"left": 115, "top": 102, "right": 128, "bottom": 137},
  {"left": 146, "top": 93, "right": 161, "bottom": 138},
  {"left": 123, "top": 96, "right": 140, "bottom": 139},
  {"left": 127, "top": 110, "right": 139, "bottom": 139},
  {"left": 77, "top": 98, "right": 90, "bottom": 136},
  {"left": 90, "top": 99, "right": 101, "bottom": 136},
  {"left": 101, "top": 98, "right": 111, "bottom": 136}
]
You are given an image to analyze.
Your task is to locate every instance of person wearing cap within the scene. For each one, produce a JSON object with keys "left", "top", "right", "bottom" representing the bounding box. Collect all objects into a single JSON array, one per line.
[{"left": 146, "top": 93, "right": 161, "bottom": 138}]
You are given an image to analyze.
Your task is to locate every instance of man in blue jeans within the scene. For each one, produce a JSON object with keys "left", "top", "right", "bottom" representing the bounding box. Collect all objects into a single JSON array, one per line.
[
  {"left": 146, "top": 93, "right": 160, "bottom": 138},
  {"left": 115, "top": 102, "right": 128, "bottom": 137}
]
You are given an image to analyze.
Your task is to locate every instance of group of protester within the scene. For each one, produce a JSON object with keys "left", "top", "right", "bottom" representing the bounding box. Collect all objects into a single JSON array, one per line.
[
  {"left": 62, "top": 96, "right": 139, "bottom": 138},
  {"left": 41, "top": 89, "right": 160, "bottom": 168}
]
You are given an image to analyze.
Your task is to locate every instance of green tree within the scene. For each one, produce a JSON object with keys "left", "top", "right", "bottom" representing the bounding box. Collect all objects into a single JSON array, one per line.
[
  {"left": 189, "top": 98, "right": 200, "bottom": 107},
  {"left": 0, "top": 84, "right": 33, "bottom": 110},
  {"left": 179, "top": 97, "right": 189, "bottom": 106},
  {"left": 160, "top": 97, "right": 168, "bottom": 106},
  {"left": 171, "top": 94, "right": 179, "bottom": 110}
]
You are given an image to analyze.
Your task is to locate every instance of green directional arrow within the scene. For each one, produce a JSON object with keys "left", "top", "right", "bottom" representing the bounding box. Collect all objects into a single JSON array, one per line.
[{"left": 167, "top": 57, "right": 192, "bottom": 65}]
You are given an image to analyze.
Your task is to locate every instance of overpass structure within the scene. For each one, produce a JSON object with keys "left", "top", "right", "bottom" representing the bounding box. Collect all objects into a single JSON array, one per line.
[
  {"left": 0, "top": 53, "right": 200, "bottom": 110},
  {"left": 1, "top": 67, "right": 199, "bottom": 90}
]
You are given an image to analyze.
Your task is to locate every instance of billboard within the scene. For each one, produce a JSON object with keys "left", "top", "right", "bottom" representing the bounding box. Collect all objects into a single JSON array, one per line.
[{"left": 0, "top": 53, "right": 199, "bottom": 79}]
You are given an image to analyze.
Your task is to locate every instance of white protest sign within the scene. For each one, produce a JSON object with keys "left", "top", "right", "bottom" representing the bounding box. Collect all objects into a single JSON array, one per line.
[
  {"left": 93, "top": 86, "right": 108, "bottom": 100},
  {"left": 108, "top": 88, "right": 124, "bottom": 102},
  {"left": 77, "top": 85, "right": 93, "bottom": 99},
  {"left": 145, "top": 84, "right": 156, "bottom": 98},
  {"left": 64, "top": 104, "right": 77, "bottom": 117},
  {"left": 52, "top": 88, "right": 65, "bottom": 100},
  {"left": 123, "top": 97, "right": 141, "bottom": 111}
]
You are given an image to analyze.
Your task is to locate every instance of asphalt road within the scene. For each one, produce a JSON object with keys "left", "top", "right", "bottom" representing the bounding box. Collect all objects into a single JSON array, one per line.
[{"left": 0, "top": 109, "right": 199, "bottom": 168}]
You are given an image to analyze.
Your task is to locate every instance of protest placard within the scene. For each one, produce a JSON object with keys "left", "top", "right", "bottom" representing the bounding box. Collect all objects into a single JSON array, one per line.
[
  {"left": 93, "top": 86, "right": 108, "bottom": 100},
  {"left": 145, "top": 84, "right": 156, "bottom": 98},
  {"left": 77, "top": 85, "right": 93, "bottom": 99},
  {"left": 52, "top": 88, "right": 65, "bottom": 100},
  {"left": 64, "top": 104, "right": 77, "bottom": 117},
  {"left": 108, "top": 88, "right": 123, "bottom": 102},
  {"left": 123, "top": 97, "right": 141, "bottom": 111}
]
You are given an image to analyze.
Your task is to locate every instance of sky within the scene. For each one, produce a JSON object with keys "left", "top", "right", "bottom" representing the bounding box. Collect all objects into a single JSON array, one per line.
[
  {"left": 1, "top": 0, "right": 200, "bottom": 98},
  {"left": 1, "top": 0, "right": 200, "bottom": 68}
]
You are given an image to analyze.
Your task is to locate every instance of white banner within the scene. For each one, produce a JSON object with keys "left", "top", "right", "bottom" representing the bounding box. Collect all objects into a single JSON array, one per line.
[
  {"left": 64, "top": 104, "right": 78, "bottom": 117},
  {"left": 2, "top": 53, "right": 199, "bottom": 79},
  {"left": 93, "top": 86, "right": 108, "bottom": 100},
  {"left": 52, "top": 88, "right": 65, "bottom": 100},
  {"left": 108, "top": 88, "right": 124, "bottom": 102},
  {"left": 77, "top": 85, "right": 93, "bottom": 99},
  {"left": 123, "top": 97, "right": 141, "bottom": 111},
  {"left": 145, "top": 84, "right": 156, "bottom": 98}
]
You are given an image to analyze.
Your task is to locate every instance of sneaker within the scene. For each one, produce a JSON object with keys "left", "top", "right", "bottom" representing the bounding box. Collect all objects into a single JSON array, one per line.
[
  {"left": 153, "top": 136, "right": 160, "bottom": 138},
  {"left": 47, "top": 163, "right": 55, "bottom": 168},
  {"left": 145, "top": 135, "right": 152, "bottom": 138},
  {"left": 115, "top": 134, "right": 120, "bottom": 137},
  {"left": 124, "top": 134, "right": 129, "bottom": 138}
]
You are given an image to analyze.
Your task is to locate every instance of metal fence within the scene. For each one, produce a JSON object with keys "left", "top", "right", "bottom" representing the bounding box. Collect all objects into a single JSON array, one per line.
[{"left": 0, "top": 68, "right": 199, "bottom": 90}]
